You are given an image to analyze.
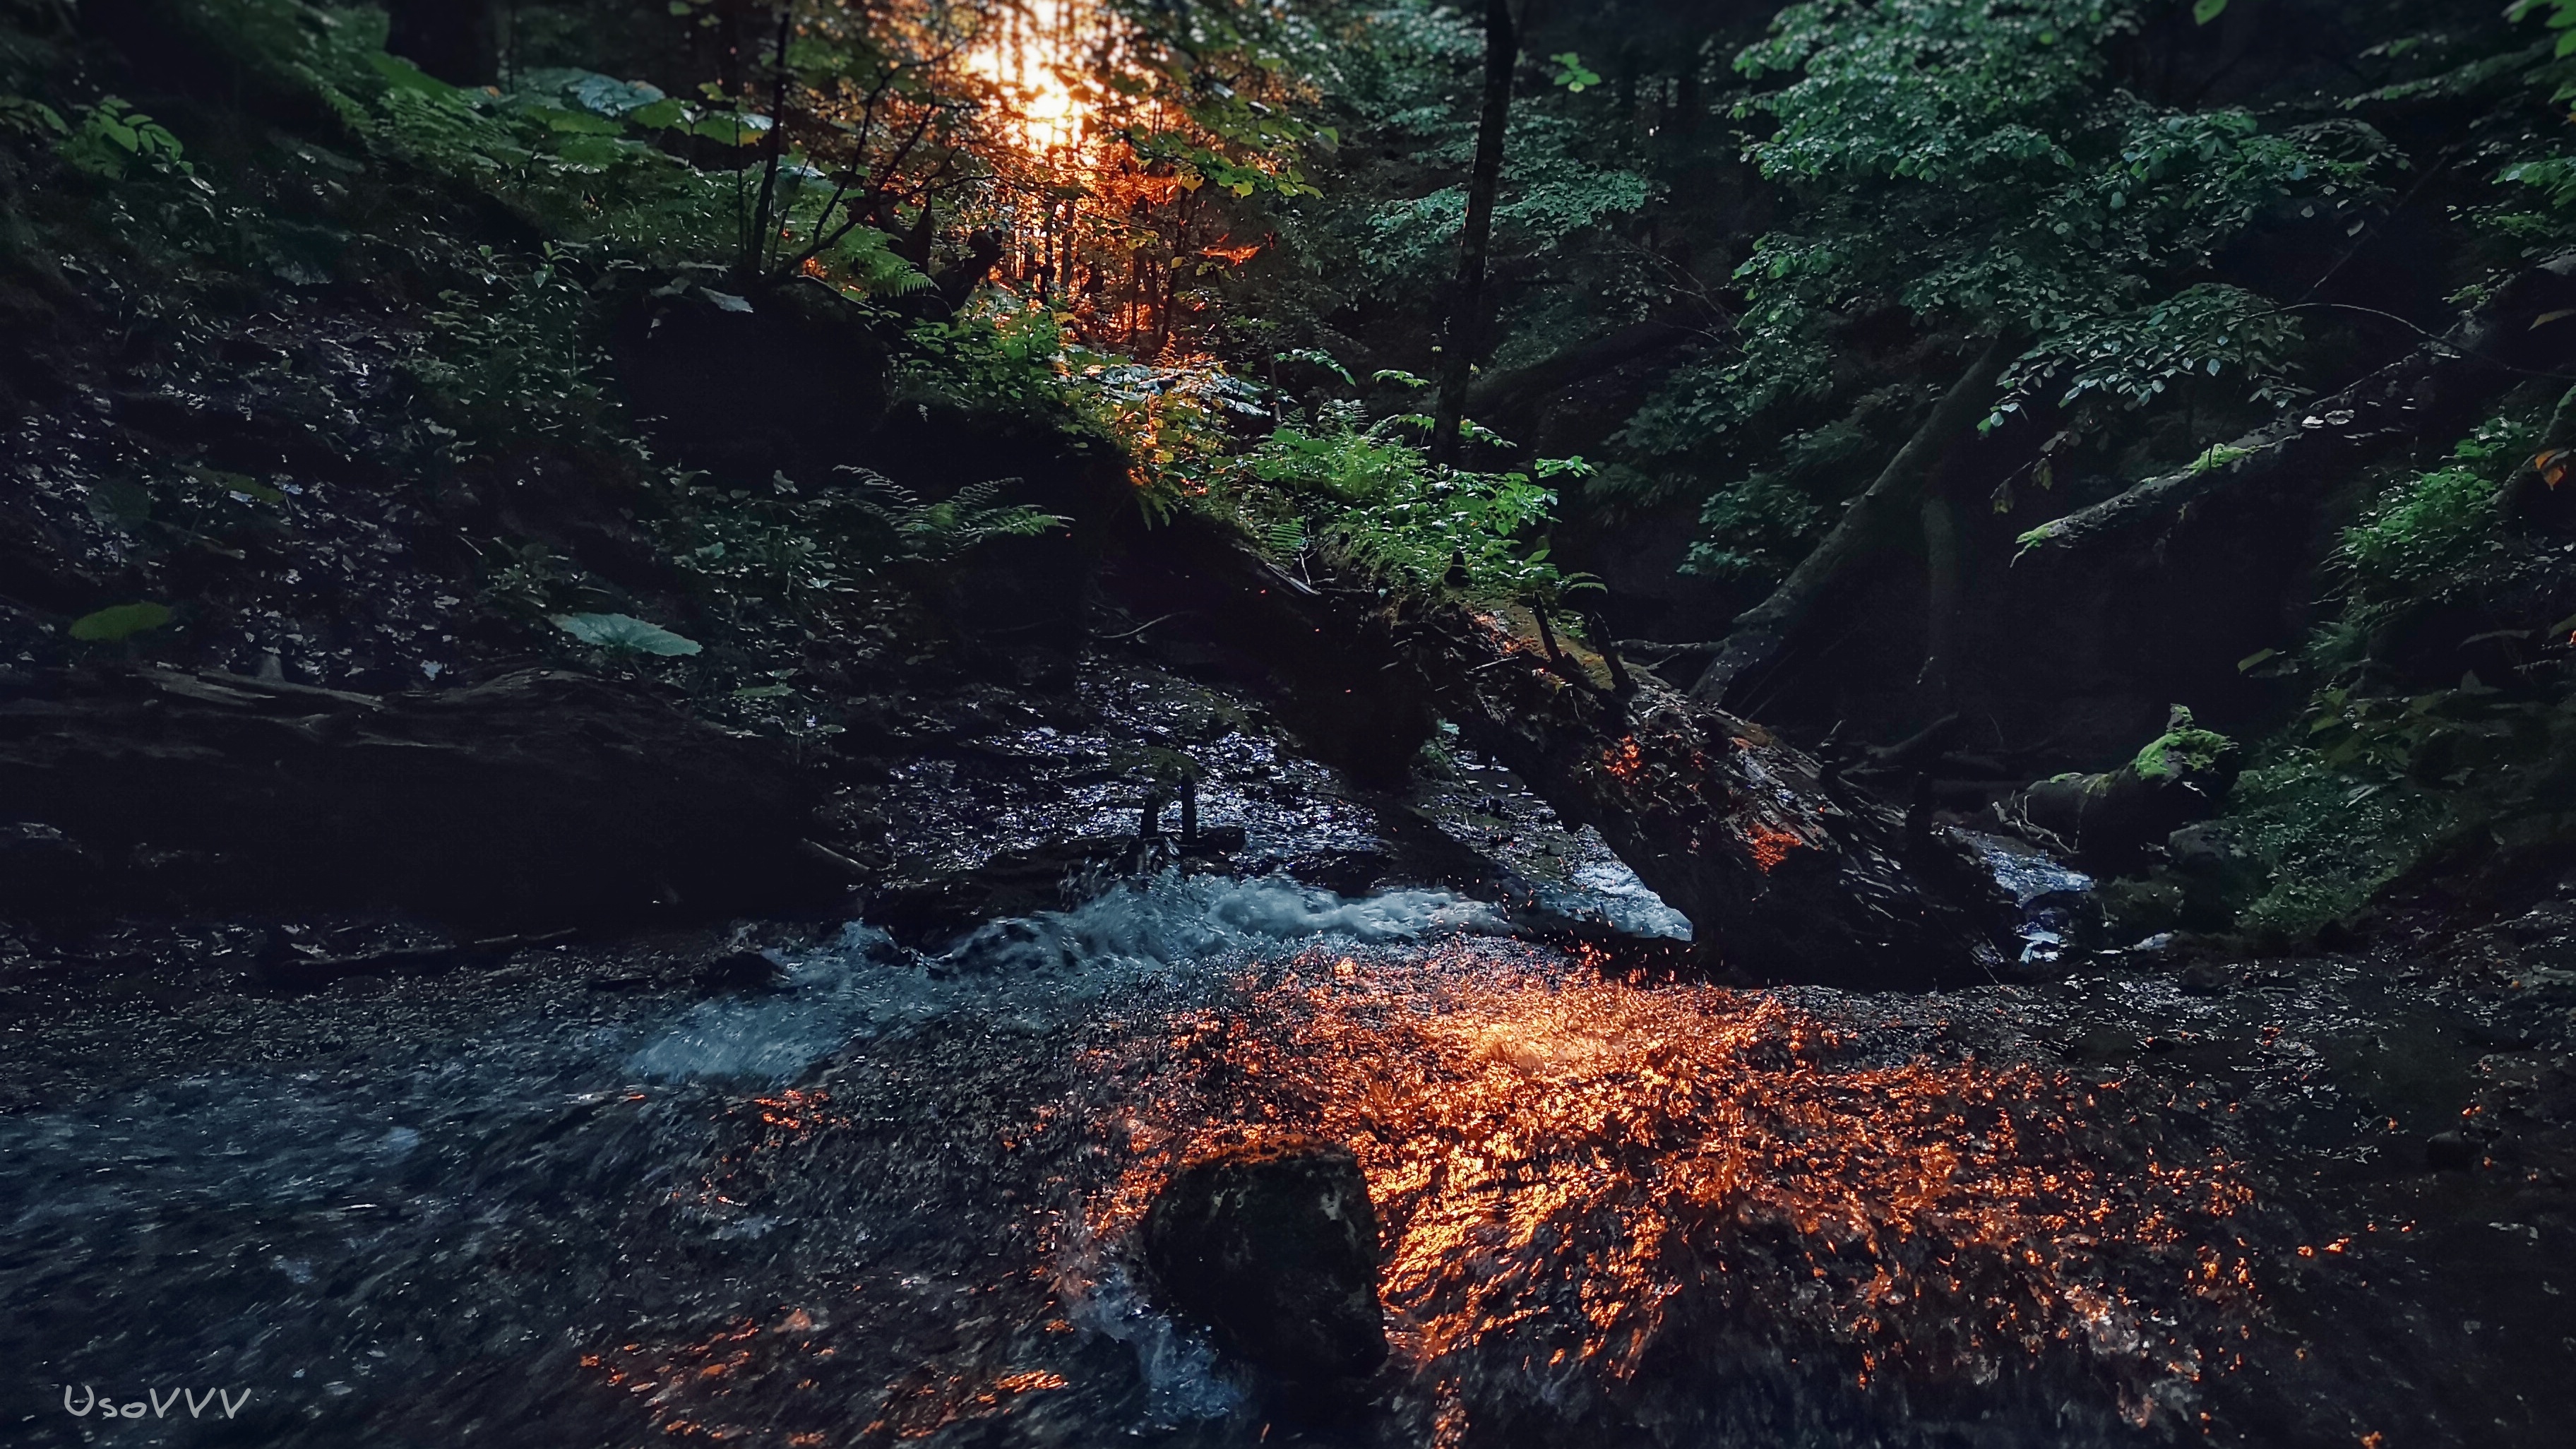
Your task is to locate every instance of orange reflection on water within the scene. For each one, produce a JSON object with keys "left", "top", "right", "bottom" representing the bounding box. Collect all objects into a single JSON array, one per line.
[{"left": 1087, "top": 940, "right": 2260, "bottom": 1429}]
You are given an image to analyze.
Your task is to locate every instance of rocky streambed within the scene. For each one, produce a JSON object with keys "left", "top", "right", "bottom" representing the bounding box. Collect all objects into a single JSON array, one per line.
[{"left": 4, "top": 649, "right": 2572, "bottom": 1448}]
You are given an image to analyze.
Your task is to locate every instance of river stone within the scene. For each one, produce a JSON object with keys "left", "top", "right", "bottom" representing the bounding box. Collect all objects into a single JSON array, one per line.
[{"left": 1140, "top": 1136, "right": 1388, "bottom": 1384}]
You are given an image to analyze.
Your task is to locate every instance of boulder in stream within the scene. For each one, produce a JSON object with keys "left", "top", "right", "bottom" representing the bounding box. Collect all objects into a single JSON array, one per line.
[{"left": 1139, "top": 1136, "right": 1388, "bottom": 1387}]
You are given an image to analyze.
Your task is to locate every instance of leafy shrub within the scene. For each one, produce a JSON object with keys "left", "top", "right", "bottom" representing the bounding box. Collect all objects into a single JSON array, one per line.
[
  {"left": 56, "top": 97, "right": 188, "bottom": 179},
  {"left": 2335, "top": 421, "right": 2520, "bottom": 604},
  {"left": 1215, "top": 394, "right": 1594, "bottom": 602},
  {"left": 838, "top": 472, "right": 1068, "bottom": 564},
  {"left": 1989, "top": 282, "right": 2306, "bottom": 427},
  {"left": 658, "top": 469, "right": 1066, "bottom": 613},
  {"left": 408, "top": 246, "right": 612, "bottom": 455},
  {"left": 2339, "top": 464, "right": 2498, "bottom": 596},
  {"left": 2226, "top": 747, "right": 2449, "bottom": 938}
]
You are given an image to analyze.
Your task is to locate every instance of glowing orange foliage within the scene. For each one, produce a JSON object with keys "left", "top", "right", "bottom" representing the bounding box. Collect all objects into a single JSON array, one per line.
[
  {"left": 1601, "top": 736, "right": 1646, "bottom": 784},
  {"left": 1085, "top": 940, "right": 2262, "bottom": 1433},
  {"left": 1743, "top": 819, "right": 1804, "bottom": 871}
]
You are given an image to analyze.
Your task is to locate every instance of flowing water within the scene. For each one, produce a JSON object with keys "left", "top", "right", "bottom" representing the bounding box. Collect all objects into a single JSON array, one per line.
[{"left": 5, "top": 861, "right": 2568, "bottom": 1447}]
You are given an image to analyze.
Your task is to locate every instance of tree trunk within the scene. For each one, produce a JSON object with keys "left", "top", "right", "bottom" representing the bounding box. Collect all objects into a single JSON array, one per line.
[
  {"left": 1429, "top": 0, "right": 1517, "bottom": 470},
  {"left": 1115, "top": 514, "right": 2015, "bottom": 989},
  {"left": 1916, "top": 452, "right": 1965, "bottom": 707},
  {"left": 1692, "top": 330, "right": 2021, "bottom": 709}
]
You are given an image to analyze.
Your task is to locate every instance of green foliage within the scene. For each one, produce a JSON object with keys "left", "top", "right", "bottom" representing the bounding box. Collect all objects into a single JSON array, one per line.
[
  {"left": 2509, "top": 0, "right": 2576, "bottom": 61},
  {"left": 2226, "top": 747, "right": 2447, "bottom": 938},
  {"left": 659, "top": 467, "right": 1065, "bottom": 615},
  {"left": 56, "top": 97, "right": 189, "bottom": 179},
  {"left": 901, "top": 306, "right": 1083, "bottom": 415},
  {"left": 1246, "top": 401, "right": 1423, "bottom": 499},
  {"left": 1217, "top": 399, "right": 1592, "bottom": 602},
  {"left": 408, "top": 246, "right": 612, "bottom": 455},
  {"left": 1676, "top": 385, "right": 1924, "bottom": 583},
  {"left": 1638, "top": 0, "right": 2397, "bottom": 573},
  {"left": 1322, "top": 460, "right": 1585, "bottom": 600},
  {"left": 66, "top": 601, "right": 172, "bottom": 642},
  {"left": 1361, "top": 117, "right": 1652, "bottom": 286},
  {"left": 2334, "top": 419, "right": 2524, "bottom": 607},
  {"left": 839, "top": 472, "right": 1068, "bottom": 564},
  {"left": 0, "top": 93, "right": 65, "bottom": 141},
  {"left": 551, "top": 612, "right": 703, "bottom": 655},
  {"left": 1990, "top": 283, "right": 2306, "bottom": 427}
]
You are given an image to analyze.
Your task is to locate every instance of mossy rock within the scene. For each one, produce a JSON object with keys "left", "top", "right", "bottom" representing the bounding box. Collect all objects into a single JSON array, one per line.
[{"left": 2010, "top": 705, "right": 2241, "bottom": 873}]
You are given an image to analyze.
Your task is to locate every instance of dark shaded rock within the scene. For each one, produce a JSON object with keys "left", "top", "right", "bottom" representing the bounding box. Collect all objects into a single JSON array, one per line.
[
  {"left": 2179, "top": 960, "right": 2233, "bottom": 997},
  {"left": 2426, "top": 1132, "right": 2478, "bottom": 1172},
  {"left": 0, "top": 821, "right": 102, "bottom": 917},
  {"left": 1140, "top": 1137, "right": 1388, "bottom": 1385},
  {"left": 614, "top": 279, "right": 893, "bottom": 490},
  {"left": 698, "top": 948, "right": 792, "bottom": 992},
  {"left": 0, "top": 664, "right": 844, "bottom": 926},
  {"left": 2166, "top": 821, "right": 2270, "bottom": 931}
]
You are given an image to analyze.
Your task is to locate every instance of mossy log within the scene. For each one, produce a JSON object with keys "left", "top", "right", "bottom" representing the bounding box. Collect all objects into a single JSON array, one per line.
[
  {"left": 1117, "top": 515, "right": 2015, "bottom": 989},
  {"left": 2015, "top": 252, "right": 2576, "bottom": 559},
  {"left": 2001, "top": 708, "right": 2241, "bottom": 873}
]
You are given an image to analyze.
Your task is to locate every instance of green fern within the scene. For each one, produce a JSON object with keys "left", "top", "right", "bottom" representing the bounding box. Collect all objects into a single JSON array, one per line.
[{"left": 837, "top": 469, "right": 1068, "bottom": 563}]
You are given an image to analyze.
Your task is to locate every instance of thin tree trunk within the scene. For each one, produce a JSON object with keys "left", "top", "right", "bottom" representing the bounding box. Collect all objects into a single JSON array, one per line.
[
  {"left": 745, "top": 1, "right": 796, "bottom": 276},
  {"left": 1692, "top": 330, "right": 2021, "bottom": 708},
  {"left": 1429, "top": 0, "right": 1516, "bottom": 470},
  {"left": 1916, "top": 455, "right": 1964, "bottom": 708}
]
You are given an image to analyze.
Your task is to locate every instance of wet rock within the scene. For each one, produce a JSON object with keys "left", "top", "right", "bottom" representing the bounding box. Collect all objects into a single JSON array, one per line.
[
  {"left": 698, "top": 947, "right": 792, "bottom": 991},
  {"left": 2426, "top": 1132, "right": 2479, "bottom": 1172},
  {"left": 0, "top": 821, "right": 100, "bottom": 916},
  {"left": 1140, "top": 1136, "right": 1388, "bottom": 1385}
]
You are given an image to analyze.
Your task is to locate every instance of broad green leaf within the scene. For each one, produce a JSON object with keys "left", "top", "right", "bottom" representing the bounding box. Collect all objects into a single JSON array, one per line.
[
  {"left": 530, "top": 106, "right": 625, "bottom": 136},
  {"left": 628, "top": 97, "right": 687, "bottom": 129},
  {"left": 369, "top": 52, "right": 461, "bottom": 97},
  {"left": 69, "top": 602, "right": 173, "bottom": 642},
  {"left": 551, "top": 612, "right": 702, "bottom": 655}
]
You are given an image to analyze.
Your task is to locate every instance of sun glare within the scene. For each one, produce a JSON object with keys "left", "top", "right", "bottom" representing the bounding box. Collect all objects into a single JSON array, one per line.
[{"left": 966, "top": 0, "right": 1094, "bottom": 155}]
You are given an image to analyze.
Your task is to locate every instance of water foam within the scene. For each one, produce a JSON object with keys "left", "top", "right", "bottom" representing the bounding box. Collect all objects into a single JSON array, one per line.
[{"left": 626, "top": 875, "right": 1508, "bottom": 1083}]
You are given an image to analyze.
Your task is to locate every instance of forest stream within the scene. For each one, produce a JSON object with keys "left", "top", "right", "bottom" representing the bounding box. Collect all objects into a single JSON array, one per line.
[
  {"left": 12, "top": 0, "right": 2576, "bottom": 1445},
  {"left": 8, "top": 655, "right": 2573, "bottom": 1448}
]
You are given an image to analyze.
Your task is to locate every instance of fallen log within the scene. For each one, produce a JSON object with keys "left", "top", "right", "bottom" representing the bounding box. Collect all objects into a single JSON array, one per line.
[
  {"left": 1464, "top": 316, "right": 1699, "bottom": 420},
  {"left": 1116, "top": 515, "right": 2015, "bottom": 989},
  {"left": 0, "top": 665, "right": 844, "bottom": 924},
  {"left": 2014, "top": 253, "right": 2576, "bottom": 559}
]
